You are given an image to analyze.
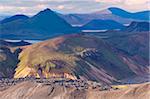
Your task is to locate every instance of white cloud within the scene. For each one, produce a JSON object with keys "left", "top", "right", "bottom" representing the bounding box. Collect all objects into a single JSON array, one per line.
[{"left": 57, "top": 5, "right": 65, "bottom": 10}]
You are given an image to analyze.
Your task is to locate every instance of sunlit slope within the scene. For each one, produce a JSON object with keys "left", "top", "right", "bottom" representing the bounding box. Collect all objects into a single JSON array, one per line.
[{"left": 14, "top": 34, "right": 148, "bottom": 84}]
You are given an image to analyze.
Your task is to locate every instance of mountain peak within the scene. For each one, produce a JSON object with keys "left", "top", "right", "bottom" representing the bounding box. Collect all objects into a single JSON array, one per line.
[
  {"left": 32, "top": 8, "right": 57, "bottom": 18},
  {"left": 42, "top": 8, "right": 53, "bottom": 12},
  {"left": 33, "top": 8, "right": 54, "bottom": 17},
  {"left": 108, "top": 7, "right": 129, "bottom": 14}
]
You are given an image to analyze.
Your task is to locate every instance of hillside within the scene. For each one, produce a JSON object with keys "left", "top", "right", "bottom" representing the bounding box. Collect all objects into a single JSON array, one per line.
[
  {"left": 0, "top": 80, "right": 149, "bottom": 99},
  {"left": 0, "top": 9, "right": 78, "bottom": 40},
  {"left": 107, "top": 32, "right": 149, "bottom": 65},
  {"left": 13, "top": 34, "right": 149, "bottom": 84}
]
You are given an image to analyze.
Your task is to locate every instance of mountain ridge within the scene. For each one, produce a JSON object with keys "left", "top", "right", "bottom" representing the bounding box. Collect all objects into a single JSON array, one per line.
[
  {"left": 0, "top": 8, "right": 79, "bottom": 40},
  {"left": 109, "top": 7, "right": 150, "bottom": 21}
]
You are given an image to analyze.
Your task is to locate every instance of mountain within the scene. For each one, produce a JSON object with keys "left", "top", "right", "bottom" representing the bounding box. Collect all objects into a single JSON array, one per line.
[
  {"left": 0, "top": 8, "right": 78, "bottom": 40},
  {"left": 14, "top": 34, "right": 149, "bottom": 84},
  {"left": 59, "top": 7, "right": 149, "bottom": 26},
  {"left": 59, "top": 11, "right": 134, "bottom": 26},
  {"left": 0, "top": 15, "right": 9, "bottom": 21},
  {"left": 81, "top": 19, "right": 125, "bottom": 30},
  {"left": 123, "top": 21, "right": 150, "bottom": 32},
  {"left": 85, "top": 21, "right": 149, "bottom": 66},
  {"left": 109, "top": 7, "right": 150, "bottom": 21},
  {"left": 0, "top": 15, "right": 29, "bottom": 24}
]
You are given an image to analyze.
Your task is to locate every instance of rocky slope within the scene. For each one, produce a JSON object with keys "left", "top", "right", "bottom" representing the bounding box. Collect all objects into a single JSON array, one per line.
[{"left": 0, "top": 79, "right": 149, "bottom": 99}]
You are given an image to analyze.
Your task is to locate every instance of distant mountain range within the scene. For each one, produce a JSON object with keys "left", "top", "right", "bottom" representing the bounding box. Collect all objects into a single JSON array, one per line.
[
  {"left": 0, "top": 7, "right": 149, "bottom": 40},
  {"left": 59, "top": 7, "right": 150, "bottom": 26},
  {"left": 0, "top": 8, "right": 78, "bottom": 40}
]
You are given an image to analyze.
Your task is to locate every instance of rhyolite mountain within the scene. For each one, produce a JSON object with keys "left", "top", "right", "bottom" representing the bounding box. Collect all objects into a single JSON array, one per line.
[
  {"left": 81, "top": 19, "right": 125, "bottom": 30},
  {"left": 0, "top": 8, "right": 78, "bottom": 40},
  {"left": 59, "top": 7, "right": 149, "bottom": 26},
  {"left": 14, "top": 34, "right": 149, "bottom": 84}
]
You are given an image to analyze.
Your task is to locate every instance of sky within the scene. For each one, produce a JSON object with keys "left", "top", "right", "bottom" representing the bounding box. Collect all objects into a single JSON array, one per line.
[{"left": 0, "top": 0, "right": 149, "bottom": 15}]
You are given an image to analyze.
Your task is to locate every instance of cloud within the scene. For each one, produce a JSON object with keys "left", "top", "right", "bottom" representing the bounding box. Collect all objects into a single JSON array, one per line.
[
  {"left": 0, "top": 0, "right": 149, "bottom": 15},
  {"left": 57, "top": 5, "right": 65, "bottom": 10},
  {"left": 95, "top": 0, "right": 122, "bottom": 3},
  {"left": 95, "top": 0, "right": 101, "bottom": 2},
  {"left": 124, "top": 0, "right": 149, "bottom": 5}
]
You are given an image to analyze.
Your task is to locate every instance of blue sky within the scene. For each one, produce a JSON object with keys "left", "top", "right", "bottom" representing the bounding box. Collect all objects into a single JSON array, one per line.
[{"left": 0, "top": 0, "right": 149, "bottom": 15}]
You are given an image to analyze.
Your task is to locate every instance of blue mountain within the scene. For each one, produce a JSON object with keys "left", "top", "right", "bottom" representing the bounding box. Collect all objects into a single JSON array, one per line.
[
  {"left": 81, "top": 19, "right": 125, "bottom": 30},
  {"left": 109, "top": 7, "right": 150, "bottom": 21},
  {"left": 123, "top": 21, "right": 150, "bottom": 32},
  {"left": 0, "top": 15, "right": 29, "bottom": 24},
  {"left": 0, "top": 8, "right": 79, "bottom": 40}
]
